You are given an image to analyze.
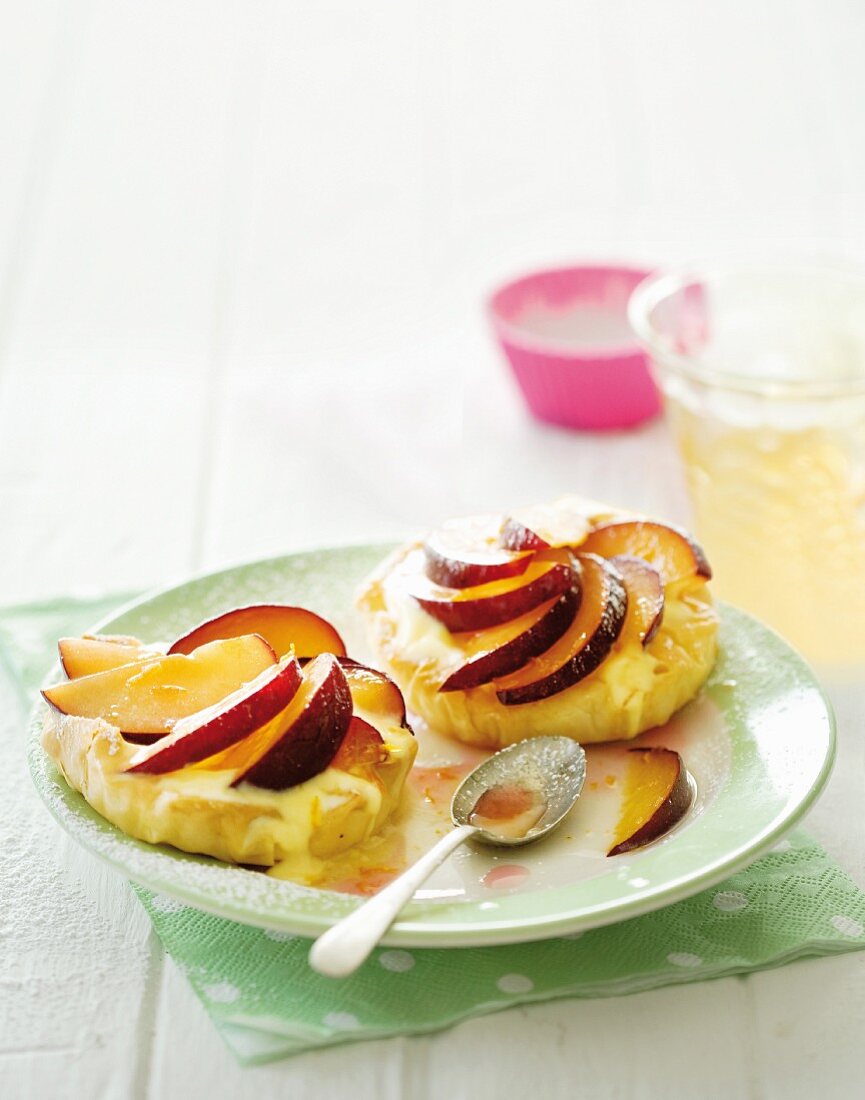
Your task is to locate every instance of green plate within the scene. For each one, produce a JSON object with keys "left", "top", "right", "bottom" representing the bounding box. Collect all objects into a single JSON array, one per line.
[{"left": 28, "top": 543, "right": 836, "bottom": 947}]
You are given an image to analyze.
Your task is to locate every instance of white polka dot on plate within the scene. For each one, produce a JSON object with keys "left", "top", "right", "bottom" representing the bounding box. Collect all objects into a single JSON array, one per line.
[
  {"left": 772, "top": 839, "right": 792, "bottom": 853},
  {"left": 831, "top": 915, "right": 863, "bottom": 938},
  {"left": 263, "top": 929, "right": 296, "bottom": 943},
  {"left": 323, "top": 1011, "right": 361, "bottom": 1030},
  {"left": 379, "top": 949, "right": 415, "bottom": 972},
  {"left": 203, "top": 982, "right": 240, "bottom": 1004},
  {"left": 666, "top": 952, "right": 703, "bottom": 968},
  {"left": 150, "top": 894, "right": 187, "bottom": 914},
  {"left": 497, "top": 973, "right": 534, "bottom": 994},
  {"left": 713, "top": 891, "right": 749, "bottom": 912}
]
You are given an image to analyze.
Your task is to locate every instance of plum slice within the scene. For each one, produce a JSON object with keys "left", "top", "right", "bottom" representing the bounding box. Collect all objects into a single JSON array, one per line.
[
  {"left": 439, "top": 583, "right": 581, "bottom": 692},
  {"left": 607, "top": 747, "right": 693, "bottom": 856},
  {"left": 424, "top": 513, "right": 533, "bottom": 589},
  {"left": 412, "top": 560, "right": 576, "bottom": 633},
  {"left": 126, "top": 656, "right": 303, "bottom": 774},
  {"left": 339, "top": 659, "right": 411, "bottom": 730},
  {"left": 581, "top": 519, "right": 711, "bottom": 585},
  {"left": 58, "top": 636, "right": 157, "bottom": 679},
  {"left": 42, "top": 635, "right": 277, "bottom": 736},
  {"left": 494, "top": 554, "right": 627, "bottom": 706},
  {"left": 226, "top": 654, "right": 353, "bottom": 791},
  {"left": 610, "top": 555, "right": 664, "bottom": 645},
  {"left": 331, "top": 716, "right": 388, "bottom": 773},
  {"left": 168, "top": 604, "right": 346, "bottom": 660}
]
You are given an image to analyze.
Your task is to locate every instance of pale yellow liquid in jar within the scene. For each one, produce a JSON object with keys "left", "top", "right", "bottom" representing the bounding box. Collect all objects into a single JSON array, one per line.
[{"left": 667, "top": 395, "right": 865, "bottom": 669}]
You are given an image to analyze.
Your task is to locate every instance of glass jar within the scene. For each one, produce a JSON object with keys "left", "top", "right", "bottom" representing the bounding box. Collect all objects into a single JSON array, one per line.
[{"left": 629, "top": 259, "right": 865, "bottom": 673}]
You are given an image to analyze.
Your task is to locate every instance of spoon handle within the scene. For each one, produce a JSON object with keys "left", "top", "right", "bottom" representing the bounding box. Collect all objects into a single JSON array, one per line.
[{"left": 308, "top": 824, "right": 479, "bottom": 978}]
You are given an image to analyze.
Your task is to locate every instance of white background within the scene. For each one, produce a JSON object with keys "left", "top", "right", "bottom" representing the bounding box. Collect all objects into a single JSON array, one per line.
[{"left": 2, "top": 2, "right": 864, "bottom": 1097}]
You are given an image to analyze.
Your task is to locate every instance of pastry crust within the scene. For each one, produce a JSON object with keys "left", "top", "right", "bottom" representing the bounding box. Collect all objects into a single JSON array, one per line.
[
  {"left": 358, "top": 501, "right": 718, "bottom": 749},
  {"left": 42, "top": 708, "right": 416, "bottom": 871}
]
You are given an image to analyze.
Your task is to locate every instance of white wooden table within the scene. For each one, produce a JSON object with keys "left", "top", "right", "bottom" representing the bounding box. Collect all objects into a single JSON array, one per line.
[{"left": 2, "top": 3, "right": 864, "bottom": 1096}]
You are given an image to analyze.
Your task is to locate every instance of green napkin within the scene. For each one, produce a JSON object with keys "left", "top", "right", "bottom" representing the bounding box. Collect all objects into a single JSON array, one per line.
[{"left": 9, "top": 595, "right": 865, "bottom": 1066}]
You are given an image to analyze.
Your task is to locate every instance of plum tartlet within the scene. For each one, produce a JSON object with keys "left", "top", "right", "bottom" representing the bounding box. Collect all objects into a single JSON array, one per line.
[
  {"left": 40, "top": 605, "right": 416, "bottom": 874},
  {"left": 358, "top": 497, "right": 718, "bottom": 749}
]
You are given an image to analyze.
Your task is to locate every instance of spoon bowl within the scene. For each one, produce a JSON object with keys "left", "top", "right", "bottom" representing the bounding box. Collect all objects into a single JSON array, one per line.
[{"left": 451, "top": 736, "right": 587, "bottom": 846}]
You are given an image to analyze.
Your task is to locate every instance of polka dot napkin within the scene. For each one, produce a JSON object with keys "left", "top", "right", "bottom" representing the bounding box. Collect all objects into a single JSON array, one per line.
[
  {"left": 8, "top": 595, "right": 865, "bottom": 1065},
  {"left": 134, "top": 832, "right": 865, "bottom": 1063}
]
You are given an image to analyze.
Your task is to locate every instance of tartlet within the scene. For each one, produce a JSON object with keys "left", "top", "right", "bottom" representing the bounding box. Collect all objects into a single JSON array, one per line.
[
  {"left": 358, "top": 497, "right": 718, "bottom": 749},
  {"left": 40, "top": 605, "right": 417, "bottom": 876}
]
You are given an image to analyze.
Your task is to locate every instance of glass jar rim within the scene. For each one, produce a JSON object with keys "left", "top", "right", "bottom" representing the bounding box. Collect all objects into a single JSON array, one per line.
[{"left": 628, "top": 258, "right": 865, "bottom": 399}]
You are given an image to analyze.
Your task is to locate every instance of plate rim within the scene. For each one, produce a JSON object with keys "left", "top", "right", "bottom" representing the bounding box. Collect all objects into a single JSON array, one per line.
[{"left": 27, "top": 542, "right": 837, "bottom": 947}]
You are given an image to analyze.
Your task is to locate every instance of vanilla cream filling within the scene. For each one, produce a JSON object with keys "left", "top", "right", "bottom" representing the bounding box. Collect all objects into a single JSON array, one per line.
[{"left": 389, "top": 587, "right": 462, "bottom": 669}]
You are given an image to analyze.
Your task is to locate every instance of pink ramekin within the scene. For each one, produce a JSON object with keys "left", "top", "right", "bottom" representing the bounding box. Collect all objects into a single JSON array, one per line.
[{"left": 488, "top": 264, "right": 662, "bottom": 431}]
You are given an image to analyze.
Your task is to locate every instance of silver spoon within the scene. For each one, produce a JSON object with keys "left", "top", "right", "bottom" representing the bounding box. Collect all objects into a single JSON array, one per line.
[{"left": 308, "top": 736, "right": 587, "bottom": 978}]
